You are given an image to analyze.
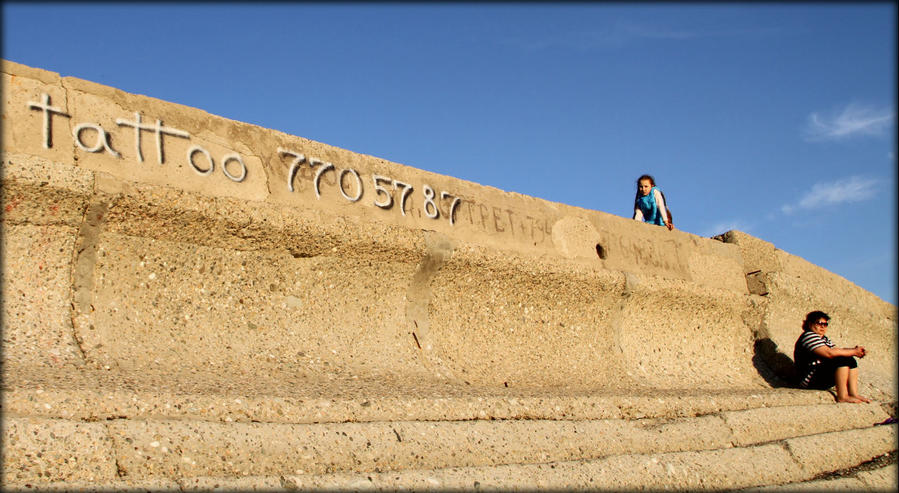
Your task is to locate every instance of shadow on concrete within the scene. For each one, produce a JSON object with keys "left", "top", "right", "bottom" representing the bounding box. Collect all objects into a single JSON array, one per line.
[{"left": 752, "top": 338, "right": 796, "bottom": 388}]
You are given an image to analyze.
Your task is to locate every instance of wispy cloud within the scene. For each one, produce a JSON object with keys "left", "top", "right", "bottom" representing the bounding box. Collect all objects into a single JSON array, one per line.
[
  {"left": 499, "top": 22, "right": 696, "bottom": 52},
  {"left": 498, "top": 20, "right": 779, "bottom": 52},
  {"left": 804, "top": 103, "right": 895, "bottom": 141},
  {"left": 781, "top": 176, "right": 876, "bottom": 214}
]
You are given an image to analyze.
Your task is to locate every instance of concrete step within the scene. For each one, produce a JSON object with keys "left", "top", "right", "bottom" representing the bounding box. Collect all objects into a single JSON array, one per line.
[
  {"left": 1, "top": 365, "right": 848, "bottom": 425},
  {"left": 243, "top": 425, "right": 898, "bottom": 490},
  {"left": 7, "top": 426, "right": 894, "bottom": 491},
  {"left": 3, "top": 397, "right": 893, "bottom": 487},
  {"left": 746, "top": 460, "right": 896, "bottom": 491}
]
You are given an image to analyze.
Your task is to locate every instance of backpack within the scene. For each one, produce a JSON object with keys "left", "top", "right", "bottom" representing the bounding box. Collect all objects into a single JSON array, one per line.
[{"left": 659, "top": 190, "right": 673, "bottom": 225}]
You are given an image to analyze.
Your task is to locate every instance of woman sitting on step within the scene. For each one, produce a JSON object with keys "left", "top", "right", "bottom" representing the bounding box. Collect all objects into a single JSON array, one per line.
[{"left": 793, "top": 310, "right": 870, "bottom": 403}]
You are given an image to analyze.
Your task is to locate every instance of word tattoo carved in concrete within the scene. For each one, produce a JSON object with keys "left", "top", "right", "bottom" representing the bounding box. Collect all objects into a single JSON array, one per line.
[{"left": 27, "top": 93, "right": 247, "bottom": 183}]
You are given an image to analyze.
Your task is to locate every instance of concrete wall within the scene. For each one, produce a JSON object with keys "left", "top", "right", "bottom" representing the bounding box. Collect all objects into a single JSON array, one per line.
[{"left": 2, "top": 60, "right": 894, "bottom": 398}]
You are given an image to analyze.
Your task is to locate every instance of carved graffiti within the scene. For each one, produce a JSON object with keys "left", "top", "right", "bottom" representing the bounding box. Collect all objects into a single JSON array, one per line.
[
  {"left": 613, "top": 234, "right": 681, "bottom": 271},
  {"left": 455, "top": 199, "right": 551, "bottom": 245},
  {"left": 24, "top": 92, "right": 557, "bottom": 235},
  {"left": 278, "top": 147, "right": 462, "bottom": 226},
  {"left": 27, "top": 92, "right": 245, "bottom": 183}
]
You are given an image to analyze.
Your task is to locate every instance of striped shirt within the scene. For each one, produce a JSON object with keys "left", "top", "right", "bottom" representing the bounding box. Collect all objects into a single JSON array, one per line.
[{"left": 793, "top": 330, "right": 835, "bottom": 388}]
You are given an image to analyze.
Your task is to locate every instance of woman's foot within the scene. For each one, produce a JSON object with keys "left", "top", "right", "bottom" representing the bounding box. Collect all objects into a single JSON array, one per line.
[{"left": 836, "top": 395, "right": 865, "bottom": 403}]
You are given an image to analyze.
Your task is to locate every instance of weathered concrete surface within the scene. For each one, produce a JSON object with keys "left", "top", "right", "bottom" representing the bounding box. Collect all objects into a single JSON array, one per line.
[
  {"left": 747, "top": 461, "right": 898, "bottom": 492},
  {"left": 2, "top": 58, "right": 896, "bottom": 489},
  {"left": 718, "top": 231, "right": 897, "bottom": 399},
  {"left": 3, "top": 403, "right": 889, "bottom": 482},
  {"left": 0, "top": 59, "right": 798, "bottom": 392},
  {"left": 274, "top": 426, "right": 896, "bottom": 491}
]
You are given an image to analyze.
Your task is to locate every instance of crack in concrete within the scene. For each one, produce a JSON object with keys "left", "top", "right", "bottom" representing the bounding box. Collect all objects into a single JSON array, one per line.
[
  {"left": 68, "top": 177, "right": 117, "bottom": 365},
  {"left": 404, "top": 231, "right": 455, "bottom": 377},
  {"left": 103, "top": 422, "right": 128, "bottom": 480}
]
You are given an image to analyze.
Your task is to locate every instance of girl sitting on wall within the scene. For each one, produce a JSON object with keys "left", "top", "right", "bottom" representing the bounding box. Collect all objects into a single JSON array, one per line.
[{"left": 632, "top": 174, "right": 673, "bottom": 231}]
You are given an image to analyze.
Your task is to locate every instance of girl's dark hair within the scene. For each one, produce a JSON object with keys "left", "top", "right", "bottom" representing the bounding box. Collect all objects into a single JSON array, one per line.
[
  {"left": 634, "top": 174, "right": 656, "bottom": 204},
  {"left": 802, "top": 311, "right": 830, "bottom": 331},
  {"left": 636, "top": 174, "right": 656, "bottom": 187}
]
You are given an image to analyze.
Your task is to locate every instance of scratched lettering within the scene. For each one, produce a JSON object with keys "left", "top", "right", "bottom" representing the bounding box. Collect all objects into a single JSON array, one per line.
[
  {"left": 277, "top": 146, "right": 461, "bottom": 226},
  {"left": 115, "top": 112, "right": 189, "bottom": 164},
  {"left": 73, "top": 123, "right": 120, "bottom": 158},
  {"left": 612, "top": 234, "right": 681, "bottom": 271},
  {"left": 27, "top": 92, "right": 481, "bottom": 227},
  {"left": 27, "top": 92, "right": 247, "bottom": 183},
  {"left": 27, "top": 93, "right": 69, "bottom": 149}
]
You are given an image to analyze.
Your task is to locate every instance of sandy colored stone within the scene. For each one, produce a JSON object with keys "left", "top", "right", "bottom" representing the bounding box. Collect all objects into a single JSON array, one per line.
[
  {"left": 785, "top": 425, "right": 897, "bottom": 477},
  {"left": 2, "top": 67, "right": 70, "bottom": 164},
  {"left": 717, "top": 231, "right": 897, "bottom": 401},
  {"left": 722, "top": 402, "right": 890, "bottom": 446},
  {"left": 0, "top": 478, "right": 181, "bottom": 492},
  {"left": 284, "top": 443, "right": 800, "bottom": 490},
  {"left": 1, "top": 417, "right": 116, "bottom": 484},
  {"left": 2, "top": 58, "right": 896, "bottom": 490},
  {"left": 178, "top": 475, "right": 286, "bottom": 491},
  {"left": 856, "top": 461, "right": 898, "bottom": 489},
  {"left": 1, "top": 224, "right": 83, "bottom": 368},
  {"left": 746, "top": 477, "right": 867, "bottom": 491},
  {"left": 103, "top": 414, "right": 732, "bottom": 479}
]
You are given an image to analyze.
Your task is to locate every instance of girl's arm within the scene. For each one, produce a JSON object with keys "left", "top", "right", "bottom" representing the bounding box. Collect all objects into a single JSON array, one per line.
[
  {"left": 633, "top": 208, "right": 644, "bottom": 221},
  {"left": 653, "top": 189, "right": 671, "bottom": 228}
]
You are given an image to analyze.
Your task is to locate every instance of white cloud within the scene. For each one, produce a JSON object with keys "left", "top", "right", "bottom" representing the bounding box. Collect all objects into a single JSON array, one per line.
[
  {"left": 499, "top": 20, "right": 785, "bottom": 53},
  {"left": 781, "top": 176, "right": 876, "bottom": 214},
  {"left": 498, "top": 20, "right": 740, "bottom": 52},
  {"left": 804, "top": 103, "right": 895, "bottom": 141}
]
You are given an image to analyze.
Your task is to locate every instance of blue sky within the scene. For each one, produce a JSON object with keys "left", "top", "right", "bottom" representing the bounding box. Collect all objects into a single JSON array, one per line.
[{"left": 3, "top": 3, "right": 896, "bottom": 304}]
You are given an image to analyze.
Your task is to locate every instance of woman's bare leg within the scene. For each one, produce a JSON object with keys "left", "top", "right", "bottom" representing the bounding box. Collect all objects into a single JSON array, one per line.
[
  {"left": 847, "top": 368, "right": 870, "bottom": 403},
  {"left": 834, "top": 367, "right": 862, "bottom": 402}
]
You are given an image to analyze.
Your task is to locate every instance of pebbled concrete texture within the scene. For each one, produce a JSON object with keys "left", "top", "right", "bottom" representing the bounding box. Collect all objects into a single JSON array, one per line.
[
  {"left": 2, "top": 58, "right": 897, "bottom": 489},
  {"left": 1, "top": 479, "right": 182, "bottom": 492},
  {"left": 785, "top": 425, "right": 898, "bottom": 477},
  {"left": 746, "top": 461, "right": 898, "bottom": 492},
  {"left": 5, "top": 57, "right": 893, "bottom": 397},
  {"left": 2, "top": 403, "right": 892, "bottom": 484},
  {"left": 278, "top": 444, "right": 803, "bottom": 490},
  {"left": 722, "top": 402, "right": 891, "bottom": 447},
  {"left": 102, "top": 414, "right": 735, "bottom": 479},
  {"left": 1, "top": 416, "right": 117, "bottom": 484},
  {"left": 856, "top": 462, "right": 898, "bottom": 489},
  {"left": 0, "top": 223, "right": 83, "bottom": 368}
]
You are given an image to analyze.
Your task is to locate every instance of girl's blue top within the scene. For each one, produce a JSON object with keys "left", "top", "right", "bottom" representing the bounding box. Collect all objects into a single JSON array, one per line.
[{"left": 636, "top": 186, "right": 666, "bottom": 226}]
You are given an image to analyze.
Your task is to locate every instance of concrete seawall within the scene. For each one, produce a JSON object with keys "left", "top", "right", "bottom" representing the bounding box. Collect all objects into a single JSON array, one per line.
[
  {"left": 2, "top": 59, "right": 896, "bottom": 489},
  {"left": 4, "top": 58, "right": 893, "bottom": 396}
]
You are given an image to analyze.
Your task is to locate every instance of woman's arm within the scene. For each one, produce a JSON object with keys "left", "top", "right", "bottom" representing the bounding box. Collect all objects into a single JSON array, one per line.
[{"left": 812, "top": 345, "right": 866, "bottom": 359}]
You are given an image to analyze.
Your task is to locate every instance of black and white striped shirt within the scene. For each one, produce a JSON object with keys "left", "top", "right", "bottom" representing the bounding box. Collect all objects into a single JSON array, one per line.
[{"left": 794, "top": 330, "right": 835, "bottom": 388}]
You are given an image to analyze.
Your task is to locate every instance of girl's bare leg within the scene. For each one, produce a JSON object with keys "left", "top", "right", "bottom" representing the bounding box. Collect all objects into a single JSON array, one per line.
[{"left": 847, "top": 368, "right": 870, "bottom": 403}]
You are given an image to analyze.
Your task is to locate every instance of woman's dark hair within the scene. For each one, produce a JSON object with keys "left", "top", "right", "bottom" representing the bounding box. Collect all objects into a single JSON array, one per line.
[{"left": 802, "top": 311, "right": 830, "bottom": 331}]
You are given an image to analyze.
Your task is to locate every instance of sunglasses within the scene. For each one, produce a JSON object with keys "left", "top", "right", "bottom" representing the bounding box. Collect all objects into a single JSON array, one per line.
[{"left": 815, "top": 321, "right": 829, "bottom": 327}]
